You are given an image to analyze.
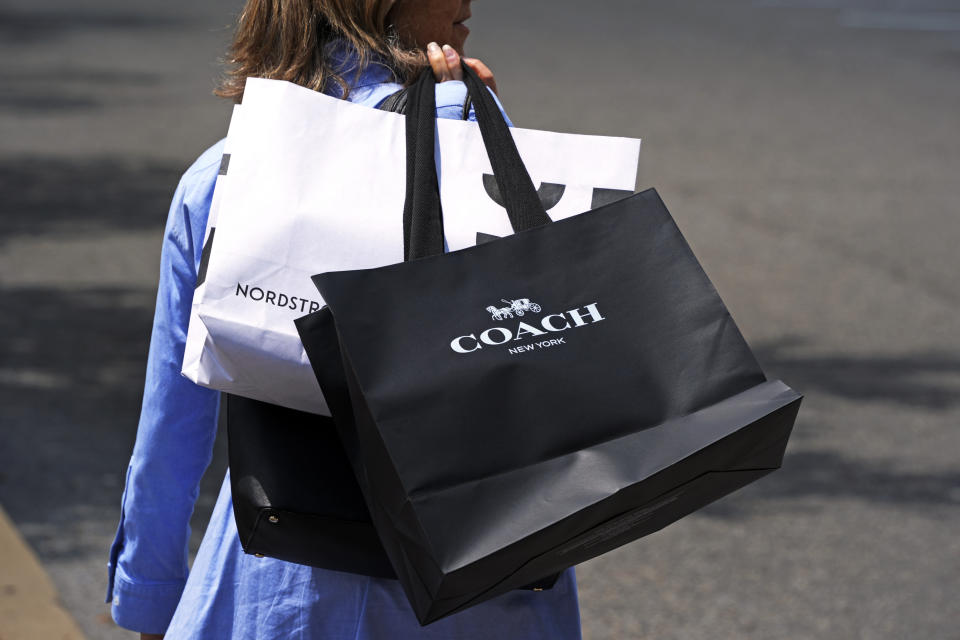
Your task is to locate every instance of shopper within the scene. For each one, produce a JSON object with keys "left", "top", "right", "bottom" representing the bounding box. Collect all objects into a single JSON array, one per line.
[{"left": 106, "top": 1, "right": 581, "bottom": 638}]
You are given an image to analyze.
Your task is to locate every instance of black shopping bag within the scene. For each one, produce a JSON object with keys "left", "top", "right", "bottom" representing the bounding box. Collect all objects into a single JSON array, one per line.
[{"left": 296, "top": 65, "right": 801, "bottom": 625}]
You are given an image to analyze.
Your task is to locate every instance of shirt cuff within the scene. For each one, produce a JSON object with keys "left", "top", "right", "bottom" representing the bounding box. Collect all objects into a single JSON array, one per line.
[{"left": 109, "top": 566, "right": 186, "bottom": 635}]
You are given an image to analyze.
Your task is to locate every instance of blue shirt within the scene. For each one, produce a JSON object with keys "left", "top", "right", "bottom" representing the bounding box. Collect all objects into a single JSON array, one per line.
[{"left": 106, "top": 58, "right": 582, "bottom": 639}]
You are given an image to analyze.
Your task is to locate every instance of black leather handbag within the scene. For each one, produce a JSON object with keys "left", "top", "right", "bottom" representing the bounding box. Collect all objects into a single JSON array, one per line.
[
  {"left": 227, "top": 394, "right": 396, "bottom": 576},
  {"left": 225, "top": 88, "right": 559, "bottom": 590}
]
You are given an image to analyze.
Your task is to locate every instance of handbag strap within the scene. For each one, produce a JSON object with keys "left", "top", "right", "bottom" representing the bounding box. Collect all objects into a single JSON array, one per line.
[
  {"left": 403, "top": 64, "right": 551, "bottom": 260},
  {"left": 377, "top": 88, "right": 409, "bottom": 114},
  {"left": 377, "top": 87, "right": 472, "bottom": 121}
]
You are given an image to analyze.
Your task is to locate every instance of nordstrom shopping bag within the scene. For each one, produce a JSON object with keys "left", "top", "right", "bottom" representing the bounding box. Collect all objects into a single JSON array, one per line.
[
  {"left": 182, "top": 77, "right": 641, "bottom": 414},
  {"left": 296, "top": 67, "right": 801, "bottom": 625}
]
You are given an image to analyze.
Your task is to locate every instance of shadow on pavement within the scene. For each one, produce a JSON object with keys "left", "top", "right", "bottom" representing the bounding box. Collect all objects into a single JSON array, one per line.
[
  {"left": 756, "top": 336, "right": 960, "bottom": 410},
  {"left": 0, "top": 8, "right": 183, "bottom": 45},
  {"left": 0, "top": 156, "right": 183, "bottom": 239},
  {"left": 703, "top": 447, "right": 960, "bottom": 520},
  {"left": 0, "top": 69, "right": 163, "bottom": 115}
]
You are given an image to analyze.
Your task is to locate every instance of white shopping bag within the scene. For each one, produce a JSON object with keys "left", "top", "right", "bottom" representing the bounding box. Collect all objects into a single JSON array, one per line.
[{"left": 183, "top": 78, "right": 641, "bottom": 414}]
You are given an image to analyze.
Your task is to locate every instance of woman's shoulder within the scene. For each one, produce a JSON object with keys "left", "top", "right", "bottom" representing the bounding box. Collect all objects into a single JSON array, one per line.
[
  {"left": 171, "top": 139, "right": 226, "bottom": 227},
  {"left": 180, "top": 139, "right": 226, "bottom": 194},
  {"left": 161, "top": 139, "right": 225, "bottom": 266}
]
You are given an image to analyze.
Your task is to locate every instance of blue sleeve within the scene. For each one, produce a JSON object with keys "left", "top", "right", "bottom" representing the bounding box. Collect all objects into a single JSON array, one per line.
[
  {"left": 106, "top": 143, "right": 224, "bottom": 635},
  {"left": 434, "top": 80, "right": 513, "bottom": 125}
]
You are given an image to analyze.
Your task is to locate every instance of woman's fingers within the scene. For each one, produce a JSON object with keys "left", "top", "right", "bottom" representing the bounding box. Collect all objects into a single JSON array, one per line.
[
  {"left": 428, "top": 42, "right": 465, "bottom": 82},
  {"left": 428, "top": 44, "right": 499, "bottom": 96},
  {"left": 427, "top": 42, "right": 452, "bottom": 82},
  {"left": 441, "top": 45, "right": 464, "bottom": 81},
  {"left": 463, "top": 58, "right": 498, "bottom": 96}
]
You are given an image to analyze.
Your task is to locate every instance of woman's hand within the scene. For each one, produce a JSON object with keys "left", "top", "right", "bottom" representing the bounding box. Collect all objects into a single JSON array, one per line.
[{"left": 426, "top": 42, "right": 498, "bottom": 96}]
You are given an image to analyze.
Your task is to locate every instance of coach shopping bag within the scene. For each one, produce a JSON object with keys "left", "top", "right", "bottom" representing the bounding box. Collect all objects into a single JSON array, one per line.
[
  {"left": 181, "top": 77, "right": 641, "bottom": 414},
  {"left": 296, "top": 65, "right": 802, "bottom": 625}
]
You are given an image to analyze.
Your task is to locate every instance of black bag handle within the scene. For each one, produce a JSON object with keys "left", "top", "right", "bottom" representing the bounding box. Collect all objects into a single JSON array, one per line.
[
  {"left": 403, "top": 64, "right": 551, "bottom": 260},
  {"left": 459, "top": 64, "right": 552, "bottom": 233},
  {"left": 402, "top": 67, "right": 445, "bottom": 260}
]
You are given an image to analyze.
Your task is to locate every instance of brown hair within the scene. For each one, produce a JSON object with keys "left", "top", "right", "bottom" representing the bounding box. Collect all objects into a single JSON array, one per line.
[{"left": 216, "top": 0, "right": 425, "bottom": 102}]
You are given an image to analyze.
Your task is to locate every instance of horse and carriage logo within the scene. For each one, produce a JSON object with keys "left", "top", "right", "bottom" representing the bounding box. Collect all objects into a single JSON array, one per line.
[{"left": 486, "top": 298, "right": 542, "bottom": 321}]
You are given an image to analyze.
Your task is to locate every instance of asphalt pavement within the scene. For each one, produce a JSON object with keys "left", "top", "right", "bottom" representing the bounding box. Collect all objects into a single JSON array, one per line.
[{"left": 1, "top": 1, "right": 958, "bottom": 638}]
